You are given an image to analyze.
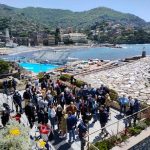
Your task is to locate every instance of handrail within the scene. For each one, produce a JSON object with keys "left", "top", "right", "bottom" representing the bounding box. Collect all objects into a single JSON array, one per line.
[{"left": 86, "top": 105, "right": 150, "bottom": 137}]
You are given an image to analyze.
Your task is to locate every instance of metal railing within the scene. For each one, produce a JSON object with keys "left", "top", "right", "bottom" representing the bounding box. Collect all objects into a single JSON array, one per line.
[{"left": 85, "top": 105, "right": 150, "bottom": 150}]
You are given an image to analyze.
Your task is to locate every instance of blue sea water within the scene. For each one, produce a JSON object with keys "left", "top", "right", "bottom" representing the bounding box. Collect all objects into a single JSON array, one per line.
[
  {"left": 19, "top": 62, "right": 58, "bottom": 74},
  {"left": 2, "top": 44, "right": 150, "bottom": 73},
  {"left": 69, "top": 44, "right": 150, "bottom": 60}
]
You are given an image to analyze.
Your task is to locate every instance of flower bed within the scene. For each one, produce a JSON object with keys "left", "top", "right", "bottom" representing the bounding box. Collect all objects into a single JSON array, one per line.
[
  {"left": 0, "top": 120, "right": 31, "bottom": 150},
  {"left": 89, "top": 118, "right": 150, "bottom": 150}
]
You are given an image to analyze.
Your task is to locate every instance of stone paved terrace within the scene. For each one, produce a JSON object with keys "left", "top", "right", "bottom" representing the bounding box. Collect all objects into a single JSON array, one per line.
[
  {"left": 0, "top": 92, "right": 125, "bottom": 150},
  {"left": 77, "top": 57, "right": 150, "bottom": 104}
]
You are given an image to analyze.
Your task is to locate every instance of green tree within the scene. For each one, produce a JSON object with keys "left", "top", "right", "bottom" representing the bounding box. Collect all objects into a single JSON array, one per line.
[
  {"left": 55, "top": 28, "right": 61, "bottom": 45},
  {"left": 0, "top": 60, "right": 10, "bottom": 74},
  {"left": 0, "top": 17, "right": 10, "bottom": 30}
]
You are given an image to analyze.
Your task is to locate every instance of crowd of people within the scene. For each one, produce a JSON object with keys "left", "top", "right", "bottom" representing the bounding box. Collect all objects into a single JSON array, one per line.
[
  {"left": 119, "top": 95, "right": 141, "bottom": 128},
  {"left": 0, "top": 74, "right": 141, "bottom": 150}
]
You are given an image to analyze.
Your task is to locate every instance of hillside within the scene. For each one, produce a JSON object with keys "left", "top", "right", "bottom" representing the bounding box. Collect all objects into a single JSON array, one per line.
[{"left": 0, "top": 4, "right": 148, "bottom": 32}]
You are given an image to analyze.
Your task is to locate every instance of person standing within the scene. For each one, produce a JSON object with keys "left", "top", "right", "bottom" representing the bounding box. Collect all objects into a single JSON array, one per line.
[
  {"left": 67, "top": 111, "right": 77, "bottom": 143},
  {"left": 23, "top": 88, "right": 32, "bottom": 107},
  {"left": 128, "top": 96, "right": 135, "bottom": 113},
  {"left": 48, "top": 105, "right": 56, "bottom": 130},
  {"left": 56, "top": 105, "right": 63, "bottom": 131},
  {"left": 12, "top": 78, "right": 17, "bottom": 91},
  {"left": 133, "top": 98, "right": 140, "bottom": 126},
  {"left": 3, "top": 80, "right": 8, "bottom": 95},
  {"left": 59, "top": 111, "right": 68, "bottom": 138},
  {"left": 119, "top": 95, "right": 129, "bottom": 116},
  {"left": 78, "top": 120, "right": 88, "bottom": 150},
  {"left": 79, "top": 99, "right": 88, "bottom": 122},
  {"left": 34, "top": 78, "right": 39, "bottom": 91},
  {"left": 13, "top": 90, "right": 23, "bottom": 113},
  {"left": 25, "top": 102, "right": 35, "bottom": 128},
  {"left": 1, "top": 108, "right": 10, "bottom": 127},
  {"left": 60, "top": 92, "right": 65, "bottom": 109},
  {"left": 99, "top": 106, "right": 109, "bottom": 136},
  {"left": 76, "top": 97, "right": 81, "bottom": 119}
]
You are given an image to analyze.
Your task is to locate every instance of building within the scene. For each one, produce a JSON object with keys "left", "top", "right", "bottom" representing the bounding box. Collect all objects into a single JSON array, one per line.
[
  {"left": 69, "top": 33, "right": 87, "bottom": 43},
  {"left": 37, "top": 32, "right": 44, "bottom": 46},
  {"left": 61, "top": 34, "right": 70, "bottom": 43},
  {"left": 47, "top": 34, "right": 55, "bottom": 45},
  {"left": 66, "top": 27, "right": 74, "bottom": 34},
  {"left": 61, "top": 33, "right": 87, "bottom": 44}
]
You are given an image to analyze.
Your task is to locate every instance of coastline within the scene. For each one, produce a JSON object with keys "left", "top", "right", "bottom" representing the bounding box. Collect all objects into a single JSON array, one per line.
[
  {"left": 0, "top": 43, "right": 125, "bottom": 56},
  {"left": 0, "top": 45, "right": 92, "bottom": 55}
]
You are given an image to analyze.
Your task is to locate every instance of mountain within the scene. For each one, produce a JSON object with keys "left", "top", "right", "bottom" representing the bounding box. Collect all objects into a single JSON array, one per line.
[
  {"left": 0, "top": 4, "right": 148, "bottom": 32},
  {"left": 17, "top": 6, "right": 147, "bottom": 28}
]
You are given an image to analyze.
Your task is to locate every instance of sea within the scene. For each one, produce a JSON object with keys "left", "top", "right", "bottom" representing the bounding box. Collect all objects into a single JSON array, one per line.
[
  {"left": 69, "top": 44, "right": 150, "bottom": 60},
  {"left": 1, "top": 44, "right": 150, "bottom": 73},
  {"left": 1, "top": 44, "right": 150, "bottom": 61}
]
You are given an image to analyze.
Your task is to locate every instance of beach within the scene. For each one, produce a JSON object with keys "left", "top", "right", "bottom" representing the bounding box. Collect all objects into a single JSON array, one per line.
[{"left": 0, "top": 45, "right": 91, "bottom": 55}]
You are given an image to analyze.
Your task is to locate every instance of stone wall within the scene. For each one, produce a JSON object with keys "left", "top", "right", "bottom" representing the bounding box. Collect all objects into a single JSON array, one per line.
[{"left": 78, "top": 57, "right": 150, "bottom": 104}]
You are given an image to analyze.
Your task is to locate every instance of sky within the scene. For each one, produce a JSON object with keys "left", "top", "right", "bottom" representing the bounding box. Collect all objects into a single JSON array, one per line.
[{"left": 0, "top": 0, "right": 150, "bottom": 22}]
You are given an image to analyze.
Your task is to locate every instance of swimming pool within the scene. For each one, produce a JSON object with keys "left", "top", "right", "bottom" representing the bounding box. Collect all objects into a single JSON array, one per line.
[{"left": 19, "top": 62, "right": 59, "bottom": 74}]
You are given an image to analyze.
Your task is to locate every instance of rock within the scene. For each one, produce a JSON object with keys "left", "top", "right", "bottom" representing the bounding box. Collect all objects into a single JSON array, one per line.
[
  {"left": 128, "top": 81, "right": 135, "bottom": 84},
  {"left": 79, "top": 57, "right": 150, "bottom": 104}
]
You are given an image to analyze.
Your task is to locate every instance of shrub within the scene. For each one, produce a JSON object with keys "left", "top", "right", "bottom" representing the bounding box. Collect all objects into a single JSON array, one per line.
[
  {"left": 75, "top": 80, "right": 85, "bottom": 88},
  {"left": 0, "top": 59, "right": 10, "bottom": 74},
  {"left": 109, "top": 135, "right": 117, "bottom": 144},
  {"left": 128, "top": 127, "right": 141, "bottom": 136},
  {"left": 60, "top": 74, "right": 71, "bottom": 82},
  {"left": 95, "top": 139, "right": 114, "bottom": 150},
  {"left": 136, "top": 122, "right": 147, "bottom": 130},
  {"left": 37, "top": 72, "right": 45, "bottom": 83},
  {"left": 95, "top": 140, "right": 108, "bottom": 150},
  {"left": 110, "top": 101, "right": 120, "bottom": 111},
  {"left": 144, "top": 118, "right": 150, "bottom": 126},
  {"left": 109, "top": 89, "right": 118, "bottom": 101},
  {"left": 120, "top": 134, "right": 128, "bottom": 141}
]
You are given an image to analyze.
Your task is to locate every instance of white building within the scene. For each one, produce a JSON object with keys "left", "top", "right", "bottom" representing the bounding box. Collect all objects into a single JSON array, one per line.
[{"left": 61, "top": 33, "right": 87, "bottom": 44}]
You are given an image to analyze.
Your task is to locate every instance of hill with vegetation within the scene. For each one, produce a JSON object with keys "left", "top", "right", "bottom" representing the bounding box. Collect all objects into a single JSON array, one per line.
[{"left": 0, "top": 4, "right": 148, "bottom": 32}]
